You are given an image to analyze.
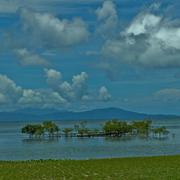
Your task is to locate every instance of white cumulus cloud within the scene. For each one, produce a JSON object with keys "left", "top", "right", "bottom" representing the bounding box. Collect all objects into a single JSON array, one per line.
[
  {"left": 20, "top": 9, "right": 89, "bottom": 49},
  {"left": 98, "top": 86, "right": 111, "bottom": 101},
  {"left": 18, "top": 89, "right": 68, "bottom": 108},
  {"left": 15, "top": 48, "right": 49, "bottom": 66},
  {"left": 0, "top": 74, "right": 68, "bottom": 109},
  {"left": 45, "top": 70, "right": 89, "bottom": 101},
  {"left": 0, "top": 75, "right": 23, "bottom": 104},
  {"left": 126, "top": 13, "right": 162, "bottom": 36},
  {"left": 45, "top": 69, "right": 62, "bottom": 87},
  {"left": 96, "top": 0, "right": 118, "bottom": 37}
]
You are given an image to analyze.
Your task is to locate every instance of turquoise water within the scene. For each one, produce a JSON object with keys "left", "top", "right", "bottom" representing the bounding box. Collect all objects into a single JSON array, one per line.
[{"left": 0, "top": 119, "right": 180, "bottom": 161}]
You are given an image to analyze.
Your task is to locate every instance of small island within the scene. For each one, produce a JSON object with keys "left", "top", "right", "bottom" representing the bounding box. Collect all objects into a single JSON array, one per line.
[{"left": 21, "top": 120, "right": 169, "bottom": 140}]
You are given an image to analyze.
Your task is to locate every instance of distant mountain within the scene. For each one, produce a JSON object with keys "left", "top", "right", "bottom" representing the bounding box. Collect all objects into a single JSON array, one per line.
[{"left": 0, "top": 107, "right": 179, "bottom": 121}]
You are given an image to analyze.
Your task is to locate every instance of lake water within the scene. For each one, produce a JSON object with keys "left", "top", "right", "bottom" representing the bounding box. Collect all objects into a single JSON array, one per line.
[{"left": 0, "top": 119, "right": 180, "bottom": 161}]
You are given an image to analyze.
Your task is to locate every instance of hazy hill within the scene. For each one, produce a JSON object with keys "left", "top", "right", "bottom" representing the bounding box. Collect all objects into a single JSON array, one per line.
[{"left": 0, "top": 107, "right": 179, "bottom": 121}]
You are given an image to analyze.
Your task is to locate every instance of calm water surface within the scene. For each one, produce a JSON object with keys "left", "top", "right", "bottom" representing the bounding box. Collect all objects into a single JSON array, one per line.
[{"left": 0, "top": 119, "right": 180, "bottom": 160}]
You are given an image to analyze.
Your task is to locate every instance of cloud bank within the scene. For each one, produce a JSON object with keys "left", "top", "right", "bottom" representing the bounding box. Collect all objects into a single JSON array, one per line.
[
  {"left": 0, "top": 70, "right": 111, "bottom": 111},
  {"left": 45, "top": 69, "right": 111, "bottom": 103},
  {"left": 101, "top": 3, "right": 180, "bottom": 71}
]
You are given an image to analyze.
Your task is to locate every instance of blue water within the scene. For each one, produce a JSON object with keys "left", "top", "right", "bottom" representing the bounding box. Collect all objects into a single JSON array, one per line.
[{"left": 0, "top": 119, "right": 180, "bottom": 161}]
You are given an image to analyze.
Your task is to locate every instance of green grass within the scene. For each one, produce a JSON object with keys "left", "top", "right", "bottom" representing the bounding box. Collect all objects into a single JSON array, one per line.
[{"left": 0, "top": 155, "right": 180, "bottom": 180}]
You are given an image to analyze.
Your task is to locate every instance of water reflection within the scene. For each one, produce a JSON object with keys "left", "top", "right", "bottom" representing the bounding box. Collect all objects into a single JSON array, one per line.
[
  {"left": 22, "top": 137, "right": 59, "bottom": 144},
  {"left": 22, "top": 134, "right": 170, "bottom": 144},
  {"left": 105, "top": 136, "right": 134, "bottom": 142},
  {"left": 152, "top": 136, "right": 169, "bottom": 141}
]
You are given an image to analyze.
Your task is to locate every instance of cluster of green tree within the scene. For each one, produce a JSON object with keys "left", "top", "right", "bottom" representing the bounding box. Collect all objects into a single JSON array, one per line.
[
  {"left": 131, "top": 120, "right": 152, "bottom": 136},
  {"left": 73, "top": 121, "right": 101, "bottom": 137},
  {"left": 22, "top": 120, "right": 169, "bottom": 139},
  {"left": 22, "top": 121, "right": 59, "bottom": 138},
  {"left": 22, "top": 121, "right": 101, "bottom": 138},
  {"left": 103, "top": 120, "right": 133, "bottom": 136},
  {"left": 63, "top": 128, "right": 74, "bottom": 137},
  {"left": 103, "top": 120, "right": 169, "bottom": 138},
  {"left": 152, "top": 126, "right": 169, "bottom": 138}
]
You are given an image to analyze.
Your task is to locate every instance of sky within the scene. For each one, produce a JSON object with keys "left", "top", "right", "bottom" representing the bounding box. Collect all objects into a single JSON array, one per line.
[{"left": 0, "top": 0, "right": 180, "bottom": 114}]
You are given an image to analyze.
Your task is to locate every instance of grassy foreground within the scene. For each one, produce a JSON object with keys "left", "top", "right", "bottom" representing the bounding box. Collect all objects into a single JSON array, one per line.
[{"left": 0, "top": 156, "right": 180, "bottom": 180}]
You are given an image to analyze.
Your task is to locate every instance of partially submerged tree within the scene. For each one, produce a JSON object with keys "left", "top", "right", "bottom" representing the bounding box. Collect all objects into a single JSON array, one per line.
[
  {"left": 77, "top": 128, "right": 90, "bottom": 136},
  {"left": 63, "top": 128, "right": 73, "bottom": 137},
  {"left": 74, "top": 121, "right": 90, "bottom": 136},
  {"left": 22, "top": 121, "right": 59, "bottom": 138},
  {"left": 21, "top": 124, "right": 44, "bottom": 138},
  {"left": 43, "top": 121, "right": 59, "bottom": 137},
  {"left": 103, "top": 120, "right": 133, "bottom": 136},
  {"left": 132, "top": 120, "right": 152, "bottom": 136},
  {"left": 152, "top": 126, "right": 169, "bottom": 138},
  {"left": 34, "top": 125, "right": 45, "bottom": 138}
]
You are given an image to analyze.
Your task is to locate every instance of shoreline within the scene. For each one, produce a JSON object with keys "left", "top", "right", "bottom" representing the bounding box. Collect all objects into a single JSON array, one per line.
[{"left": 1, "top": 154, "right": 180, "bottom": 162}]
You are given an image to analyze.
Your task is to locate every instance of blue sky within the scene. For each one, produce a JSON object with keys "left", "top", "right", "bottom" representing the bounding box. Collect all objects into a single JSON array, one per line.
[{"left": 0, "top": 0, "right": 180, "bottom": 114}]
